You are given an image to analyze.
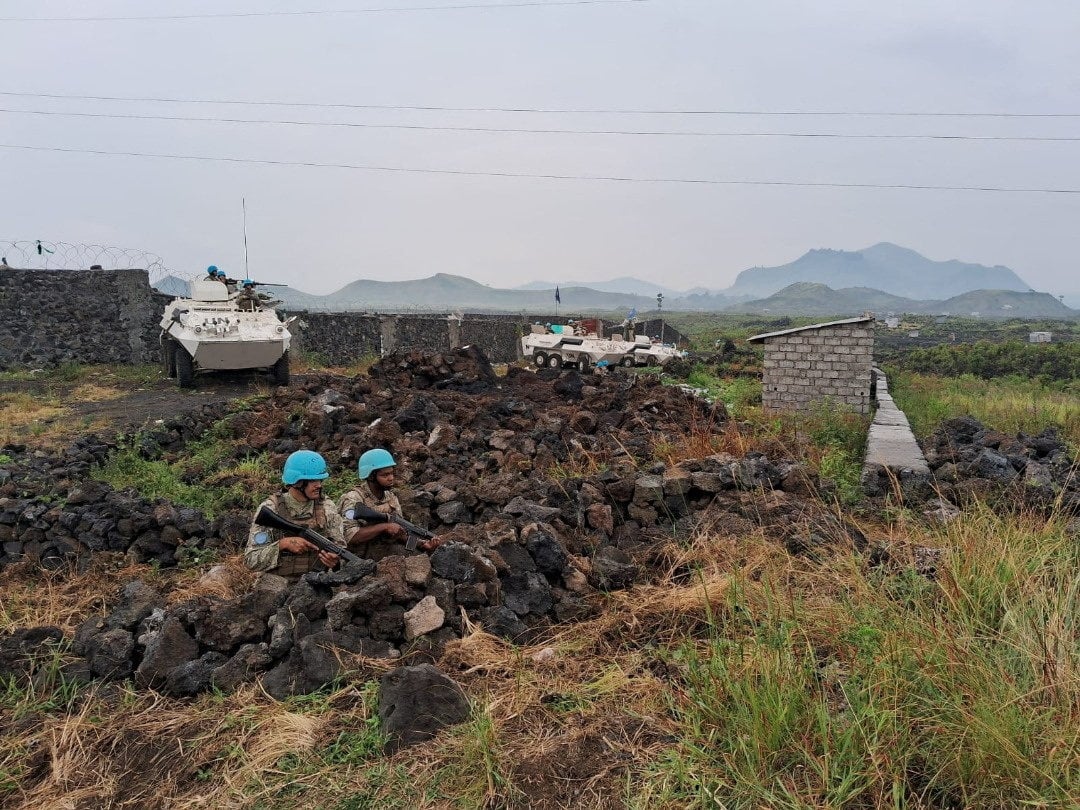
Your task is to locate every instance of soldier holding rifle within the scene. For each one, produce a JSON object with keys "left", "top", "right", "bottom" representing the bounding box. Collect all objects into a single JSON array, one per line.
[
  {"left": 245, "top": 450, "right": 346, "bottom": 578},
  {"left": 339, "top": 449, "right": 444, "bottom": 561}
]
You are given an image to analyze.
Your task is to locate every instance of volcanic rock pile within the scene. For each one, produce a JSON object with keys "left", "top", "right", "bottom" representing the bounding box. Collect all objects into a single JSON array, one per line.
[
  {"left": 920, "top": 416, "right": 1079, "bottom": 512},
  {"left": 1, "top": 346, "right": 861, "bottom": 697}
]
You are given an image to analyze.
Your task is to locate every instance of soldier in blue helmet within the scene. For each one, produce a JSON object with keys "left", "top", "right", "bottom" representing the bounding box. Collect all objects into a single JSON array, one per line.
[
  {"left": 338, "top": 448, "right": 442, "bottom": 561},
  {"left": 245, "top": 450, "right": 346, "bottom": 578},
  {"left": 205, "top": 265, "right": 223, "bottom": 282}
]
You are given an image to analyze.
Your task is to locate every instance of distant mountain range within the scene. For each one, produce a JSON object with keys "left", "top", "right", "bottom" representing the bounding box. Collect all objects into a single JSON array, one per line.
[
  {"left": 514, "top": 276, "right": 692, "bottom": 299},
  {"left": 150, "top": 243, "right": 1076, "bottom": 318},
  {"left": 725, "top": 243, "right": 1031, "bottom": 300},
  {"left": 736, "top": 283, "right": 1073, "bottom": 318}
]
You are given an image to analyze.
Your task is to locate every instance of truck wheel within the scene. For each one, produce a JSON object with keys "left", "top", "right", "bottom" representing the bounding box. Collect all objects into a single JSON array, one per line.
[
  {"left": 533, "top": 352, "right": 547, "bottom": 368},
  {"left": 578, "top": 355, "right": 590, "bottom": 371},
  {"left": 176, "top": 348, "right": 196, "bottom": 388},
  {"left": 647, "top": 355, "right": 660, "bottom": 367},
  {"left": 164, "top": 339, "right": 178, "bottom": 378},
  {"left": 272, "top": 351, "right": 291, "bottom": 386},
  {"left": 546, "top": 354, "right": 562, "bottom": 369},
  {"left": 620, "top": 355, "right": 634, "bottom": 368}
]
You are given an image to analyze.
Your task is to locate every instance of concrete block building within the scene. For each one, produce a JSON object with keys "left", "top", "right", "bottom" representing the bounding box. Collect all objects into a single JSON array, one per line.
[{"left": 747, "top": 316, "right": 875, "bottom": 414}]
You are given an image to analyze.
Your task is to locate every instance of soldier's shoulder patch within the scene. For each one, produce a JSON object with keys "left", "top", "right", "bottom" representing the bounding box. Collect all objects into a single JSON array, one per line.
[
  {"left": 253, "top": 531, "right": 270, "bottom": 546},
  {"left": 344, "top": 509, "right": 356, "bottom": 520}
]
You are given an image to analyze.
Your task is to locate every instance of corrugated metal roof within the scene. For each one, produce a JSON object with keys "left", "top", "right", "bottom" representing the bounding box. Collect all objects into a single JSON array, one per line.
[{"left": 746, "top": 315, "right": 874, "bottom": 344}]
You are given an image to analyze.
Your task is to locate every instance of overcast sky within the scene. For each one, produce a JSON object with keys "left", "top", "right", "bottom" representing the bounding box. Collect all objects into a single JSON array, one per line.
[{"left": 2, "top": 0, "right": 1078, "bottom": 296}]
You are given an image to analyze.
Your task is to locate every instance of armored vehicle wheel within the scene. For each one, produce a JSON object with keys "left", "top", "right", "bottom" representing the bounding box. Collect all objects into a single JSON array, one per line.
[
  {"left": 578, "top": 355, "right": 590, "bottom": 371},
  {"left": 176, "top": 348, "right": 196, "bottom": 388},
  {"left": 545, "top": 354, "right": 562, "bottom": 369},
  {"left": 532, "top": 352, "right": 547, "bottom": 368},
  {"left": 164, "top": 339, "right": 178, "bottom": 378},
  {"left": 272, "top": 351, "right": 290, "bottom": 386},
  {"left": 647, "top": 355, "right": 660, "bottom": 367},
  {"left": 620, "top": 355, "right": 635, "bottom": 367}
]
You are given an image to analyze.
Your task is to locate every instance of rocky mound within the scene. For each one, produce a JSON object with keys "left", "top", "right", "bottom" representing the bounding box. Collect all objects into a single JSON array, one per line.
[
  {"left": 922, "top": 416, "right": 1079, "bottom": 511},
  {"left": 1, "top": 346, "right": 858, "bottom": 698}
]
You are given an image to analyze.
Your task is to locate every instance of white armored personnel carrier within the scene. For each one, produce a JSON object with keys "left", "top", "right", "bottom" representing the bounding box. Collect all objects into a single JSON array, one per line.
[
  {"left": 160, "top": 278, "right": 293, "bottom": 388},
  {"left": 521, "top": 322, "right": 682, "bottom": 370}
]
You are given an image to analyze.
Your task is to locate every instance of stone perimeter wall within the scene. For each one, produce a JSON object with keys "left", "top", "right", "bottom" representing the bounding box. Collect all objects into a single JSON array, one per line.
[
  {"left": 0, "top": 269, "right": 530, "bottom": 369},
  {"left": 0, "top": 268, "right": 168, "bottom": 369},
  {"left": 760, "top": 324, "right": 874, "bottom": 413},
  {"left": 288, "top": 312, "right": 527, "bottom": 365}
]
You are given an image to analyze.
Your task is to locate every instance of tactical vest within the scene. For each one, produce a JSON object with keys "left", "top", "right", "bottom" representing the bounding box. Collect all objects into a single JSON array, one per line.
[{"left": 271, "top": 494, "right": 328, "bottom": 579}]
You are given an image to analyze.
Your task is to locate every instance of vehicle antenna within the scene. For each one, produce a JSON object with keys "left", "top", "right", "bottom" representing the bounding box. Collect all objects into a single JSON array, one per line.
[{"left": 242, "top": 197, "right": 249, "bottom": 279}]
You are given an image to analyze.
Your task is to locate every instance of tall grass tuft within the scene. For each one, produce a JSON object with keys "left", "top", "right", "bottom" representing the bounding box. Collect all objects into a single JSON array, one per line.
[
  {"left": 642, "top": 503, "right": 1080, "bottom": 808},
  {"left": 889, "top": 371, "right": 1080, "bottom": 447}
]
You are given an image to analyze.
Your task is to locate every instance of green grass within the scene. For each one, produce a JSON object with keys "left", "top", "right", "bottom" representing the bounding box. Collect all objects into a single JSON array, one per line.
[
  {"left": 0, "top": 363, "right": 160, "bottom": 385},
  {"left": 888, "top": 370, "right": 1080, "bottom": 447},
  {"left": 92, "top": 419, "right": 274, "bottom": 517},
  {"left": 682, "top": 364, "right": 762, "bottom": 413},
  {"left": 639, "top": 505, "right": 1080, "bottom": 808}
]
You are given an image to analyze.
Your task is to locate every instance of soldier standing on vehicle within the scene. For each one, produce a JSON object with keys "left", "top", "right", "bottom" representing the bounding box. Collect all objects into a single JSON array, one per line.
[
  {"left": 339, "top": 449, "right": 443, "bottom": 561},
  {"left": 245, "top": 450, "right": 345, "bottom": 578},
  {"left": 205, "top": 265, "right": 224, "bottom": 282}
]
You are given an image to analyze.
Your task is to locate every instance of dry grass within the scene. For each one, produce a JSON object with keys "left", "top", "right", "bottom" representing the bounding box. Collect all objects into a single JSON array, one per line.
[
  {"left": 0, "top": 557, "right": 147, "bottom": 634},
  {"left": 3, "top": 506, "right": 1077, "bottom": 808},
  {"left": 0, "top": 392, "right": 65, "bottom": 445}
]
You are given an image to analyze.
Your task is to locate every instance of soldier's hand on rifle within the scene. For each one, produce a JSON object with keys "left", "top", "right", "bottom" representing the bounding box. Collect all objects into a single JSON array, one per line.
[
  {"left": 384, "top": 523, "right": 406, "bottom": 541},
  {"left": 317, "top": 550, "right": 340, "bottom": 568},
  {"left": 420, "top": 535, "right": 444, "bottom": 551},
  {"left": 280, "top": 536, "right": 317, "bottom": 554}
]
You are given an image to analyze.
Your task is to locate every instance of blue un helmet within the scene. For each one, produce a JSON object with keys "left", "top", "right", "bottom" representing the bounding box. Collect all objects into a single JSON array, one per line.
[
  {"left": 282, "top": 450, "right": 330, "bottom": 485},
  {"left": 207, "top": 265, "right": 220, "bottom": 275},
  {"left": 358, "top": 448, "right": 396, "bottom": 481}
]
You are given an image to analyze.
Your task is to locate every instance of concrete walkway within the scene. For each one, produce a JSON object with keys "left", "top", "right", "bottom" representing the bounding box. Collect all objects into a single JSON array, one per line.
[{"left": 861, "top": 370, "right": 931, "bottom": 496}]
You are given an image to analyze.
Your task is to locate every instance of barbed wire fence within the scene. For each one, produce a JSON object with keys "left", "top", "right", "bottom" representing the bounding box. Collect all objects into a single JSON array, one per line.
[{"left": 0, "top": 239, "right": 182, "bottom": 286}]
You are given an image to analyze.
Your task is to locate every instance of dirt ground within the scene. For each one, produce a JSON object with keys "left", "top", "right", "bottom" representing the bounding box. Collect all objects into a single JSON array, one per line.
[{"left": 0, "top": 369, "right": 274, "bottom": 447}]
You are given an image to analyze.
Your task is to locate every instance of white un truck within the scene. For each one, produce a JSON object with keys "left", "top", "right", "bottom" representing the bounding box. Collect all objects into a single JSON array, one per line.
[{"left": 521, "top": 322, "right": 680, "bottom": 370}]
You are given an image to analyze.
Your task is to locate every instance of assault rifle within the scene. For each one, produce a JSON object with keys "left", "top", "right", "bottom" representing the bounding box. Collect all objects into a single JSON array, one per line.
[
  {"left": 254, "top": 506, "right": 362, "bottom": 564},
  {"left": 348, "top": 503, "right": 437, "bottom": 551}
]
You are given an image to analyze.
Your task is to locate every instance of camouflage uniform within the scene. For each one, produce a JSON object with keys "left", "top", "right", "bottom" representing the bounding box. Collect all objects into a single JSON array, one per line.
[
  {"left": 339, "top": 486, "right": 412, "bottom": 561},
  {"left": 245, "top": 492, "right": 345, "bottom": 578},
  {"left": 236, "top": 289, "right": 259, "bottom": 311}
]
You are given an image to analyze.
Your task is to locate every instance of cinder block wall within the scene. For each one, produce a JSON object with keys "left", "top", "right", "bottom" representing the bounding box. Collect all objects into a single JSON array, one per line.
[{"left": 760, "top": 324, "right": 874, "bottom": 413}]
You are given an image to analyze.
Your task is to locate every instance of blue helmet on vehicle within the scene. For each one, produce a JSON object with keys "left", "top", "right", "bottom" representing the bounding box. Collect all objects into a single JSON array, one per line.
[
  {"left": 358, "top": 448, "right": 395, "bottom": 481},
  {"left": 282, "top": 450, "right": 330, "bottom": 485},
  {"left": 207, "top": 265, "right": 219, "bottom": 275}
]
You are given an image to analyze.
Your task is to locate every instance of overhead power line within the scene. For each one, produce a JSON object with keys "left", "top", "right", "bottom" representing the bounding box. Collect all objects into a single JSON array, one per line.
[
  {"left": 2, "top": 142, "right": 1078, "bottom": 194},
  {"left": 0, "top": 0, "right": 648, "bottom": 22},
  {"left": 2, "top": 107, "right": 1078, "bottom": 141},
  {"left": 2, "top": 90, "right": 1077, "bottom": 118}
]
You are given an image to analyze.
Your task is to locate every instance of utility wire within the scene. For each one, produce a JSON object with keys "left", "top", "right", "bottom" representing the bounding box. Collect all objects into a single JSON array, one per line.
[
  {"left": 0, "top": 0, "right": 648, "bottom": 22},
  {"left": 2, "top": 142, "right": 1077, "bottom": 194},
  {"left": 2, "top": 107, "right": 1077, "bottom": 140},
  {"left": 2, "top": 90, "right": 1076, "bottom": 118}
]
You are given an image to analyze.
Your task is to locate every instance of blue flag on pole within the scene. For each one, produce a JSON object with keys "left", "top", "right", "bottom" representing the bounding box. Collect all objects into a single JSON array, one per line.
[
  {"left": 555, "top": 285, "right": 561, "bottom": 304},
  {"left": 627, "top": 306, "right": 637, "bottom": 320}
]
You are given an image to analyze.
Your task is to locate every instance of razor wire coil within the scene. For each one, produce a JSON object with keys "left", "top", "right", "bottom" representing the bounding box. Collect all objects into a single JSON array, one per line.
[{"left": 0, "top": 240, "right": 177, "bottom": 284}]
